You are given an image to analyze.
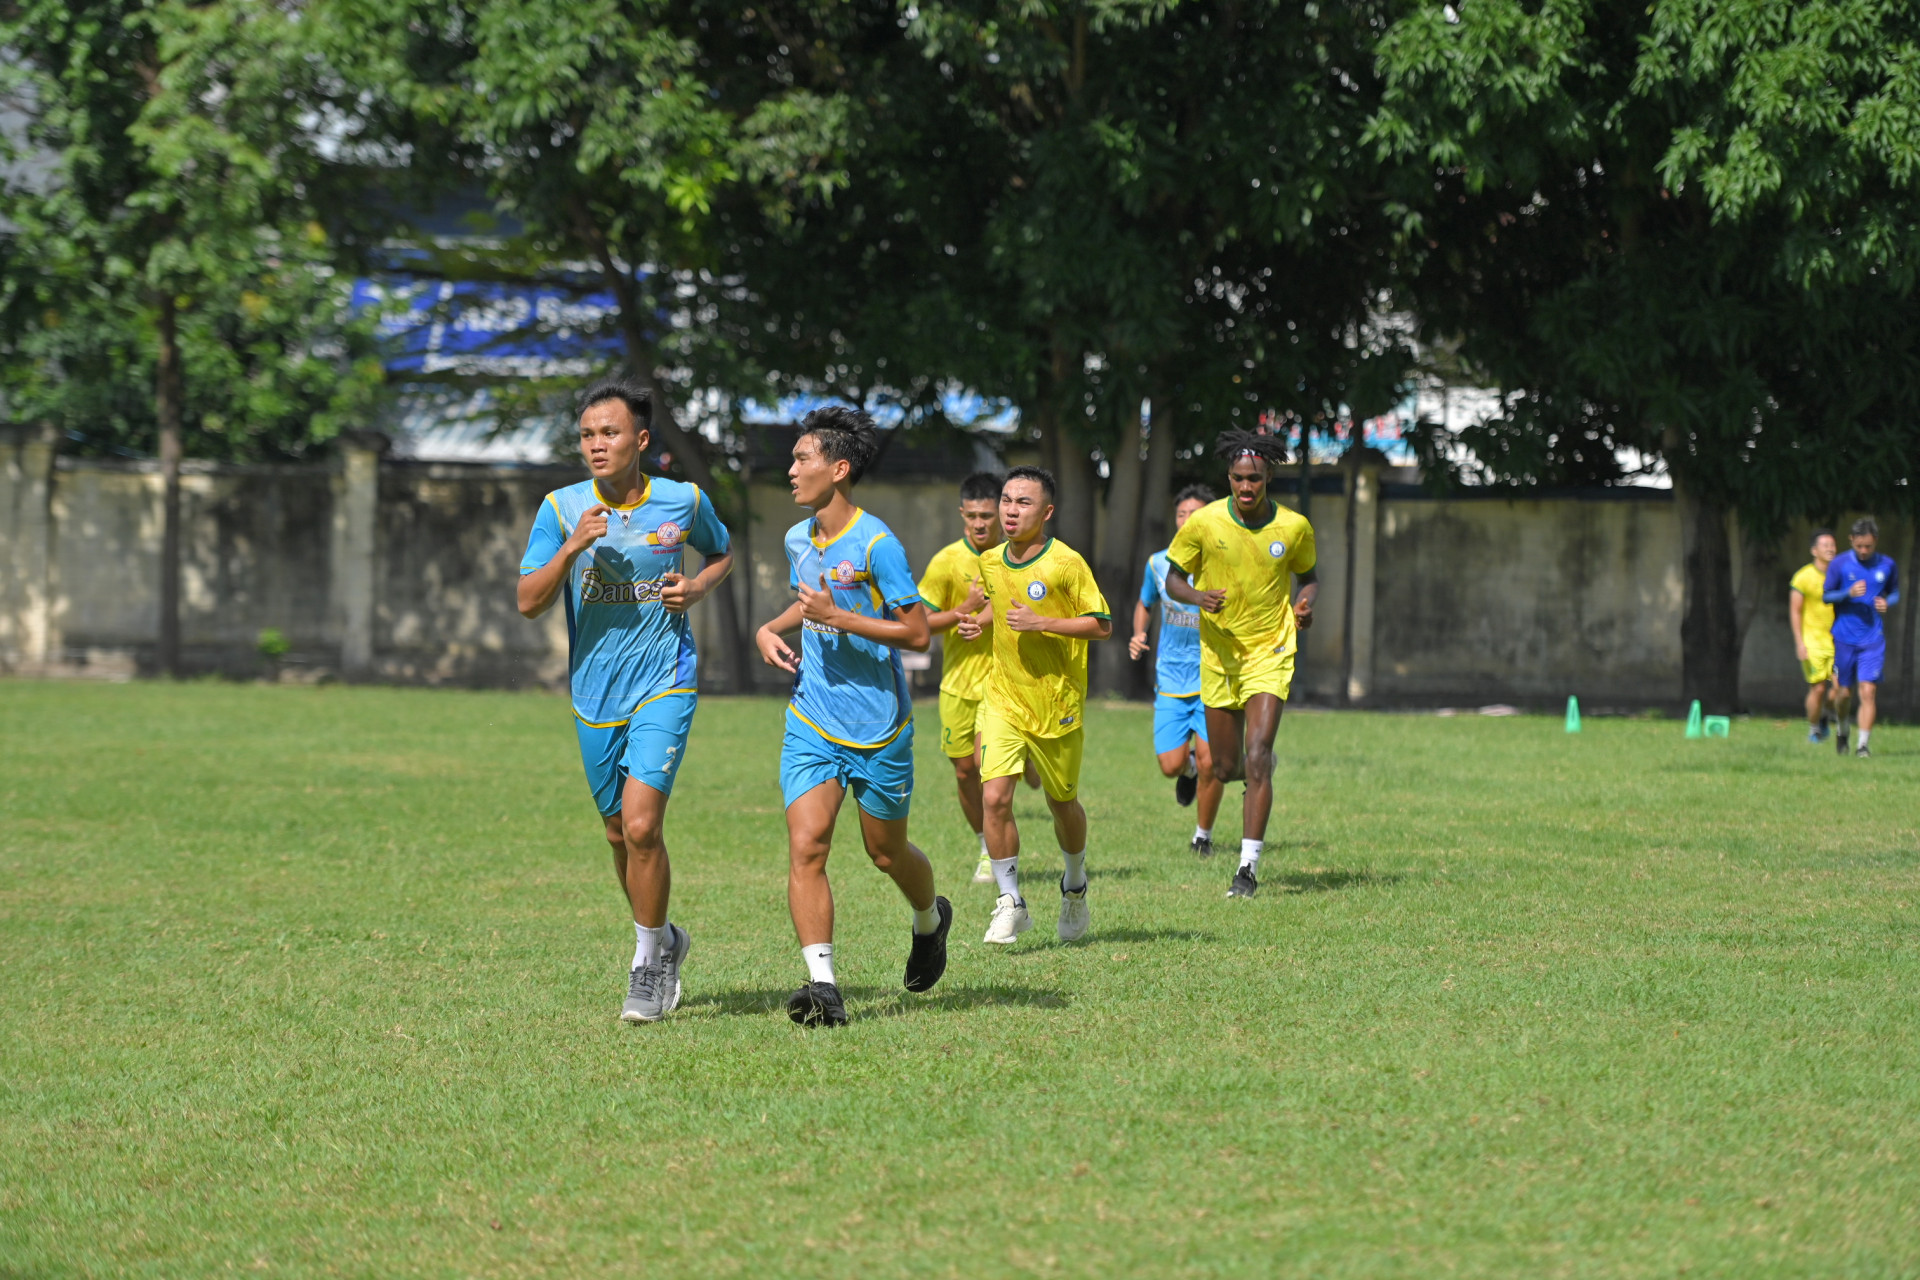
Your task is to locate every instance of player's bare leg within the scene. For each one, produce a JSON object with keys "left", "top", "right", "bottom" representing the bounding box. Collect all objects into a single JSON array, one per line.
[
  {"left": 608, "top": 777, "right": 688, "bottom": 1023},
  {"left": 1856, "top": 681, "right": 1878, "bottom": 757},
  {"left": 855, "top": 807, "right": 952, "bottom": 992},
  {"left": 954, "top": 743, "right": 993, "bottom": 882},
  {"left": 1208, "top": 696, "right": 1284, "bottom": 898},
  {"left": 1192, "top": 734, "right": 1224, "bottom": 833},
  {"left": 1833, "top": 685, "right": 1854, "bottom": 753},
  {"left": 785, "top": 780, "right": 845, "bottom": 947},
  {"left": 1154, "top": 741, "right": 1192, "bottom": 779},
  {"left": 1804, "top": 680, "right": 1829, "bottom": 732},
  {"left": 1023, "top": 756, "right": 1042, "bottom": 789},
  {"left": 980, "top": 773, "right": 1033, "bottom": 943}
]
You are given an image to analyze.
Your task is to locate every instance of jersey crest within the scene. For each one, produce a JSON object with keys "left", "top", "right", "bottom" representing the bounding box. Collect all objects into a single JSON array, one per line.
[{"left": 1027, "top": 580, "right": 1048, "bottom": 600}]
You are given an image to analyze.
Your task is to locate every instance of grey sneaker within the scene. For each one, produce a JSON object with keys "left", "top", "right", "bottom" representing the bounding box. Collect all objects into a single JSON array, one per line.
[{"left": 621, "top": 923, "right": 691, "bottom": 1023}]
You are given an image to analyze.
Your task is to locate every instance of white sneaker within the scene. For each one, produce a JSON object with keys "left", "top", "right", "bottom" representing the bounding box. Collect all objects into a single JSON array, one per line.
[
  {"left": 1057, "top": 878, "right": 1090, "bottom": 941},
  {"left": 972, "top": 852, "right": 994, "bottom": 884},
  {"left": 983, "top": 893, "right": 1032, "bottom": 945}
]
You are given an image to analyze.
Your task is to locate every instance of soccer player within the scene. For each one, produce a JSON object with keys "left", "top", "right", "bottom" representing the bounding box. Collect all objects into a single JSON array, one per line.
[
  {"left": 1130, "top": 484, "right": 1225, "bottom": 854},
  {"left": 957, "top": 466, "right": 1111, "bottom": 945},
  {"left": 755, "top": 407, "right": 952, "bottom": 1026},
  {"left": 918, "top": 471, "right": 1006, "bottom": 884},
  {"left": 1823, "top": 516, "right": 1902, "bottom": 759},
  {"left": 1788, "top": 529, "right": 1838, "bottom": 744},
  {"left": 516, "top": 379, "right": 734, "bottom": 1023},
  {"left": 1164, "top": 430, "right": 1318, "bottom": 899}
]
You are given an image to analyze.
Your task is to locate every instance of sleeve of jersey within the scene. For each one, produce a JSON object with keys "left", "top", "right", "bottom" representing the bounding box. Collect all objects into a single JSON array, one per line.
[
  {"left": 871, "top": 535, "right": 923, "bottom": 612},
  {"left": 1292, "top": 518, "right": 1318, "bottom": 574},
  {"left": 916, "top": 552, "right": 952, "bottom": 610},
  {"left": 1074, "top": 560, "right": 1111, "bottom": 619},
  {"left": 520, "top": 497, "right": 567, "bottom": 574},
  {"left": 1166, "top": 516, "right": 1204, "bottom": 577},
  {"left": 686, "top": 487, "right": 731, "bottom": 557},
  {"left": 1823, "top": 564, "right": 1848, "bottom": 604},
  {"left": 1887, "top": 561, "right": 1902, "bottom": 606},
  {"left": 1138, "top": 560, "right": 1160, "bottom": 608}
]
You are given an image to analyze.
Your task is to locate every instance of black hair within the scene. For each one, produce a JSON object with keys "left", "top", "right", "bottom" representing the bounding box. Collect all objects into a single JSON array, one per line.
[
  {"left": 1809, "top": 528, "right": 1835, "bottom": 549},
  {"left": 577, "top": 378, "right": 653, "bottom": 430},
  {"left": 1850, "top": 516, "right": 1879, "bottom": 539},
  {"left": 1003, "top": 464, "right": 1056, "bottom": 504},
  {"left": 798, "top": 405, "right": 881, "bottom": 484},
  {"left": 1212, "top": 429, "right": 1289, "bottom": 467},
  {"left": 960, "top": 471, "right": 1005, "bottom": 503},
  {"left": 1174, "top": 483, "right": 1216, "bottom": 507}
]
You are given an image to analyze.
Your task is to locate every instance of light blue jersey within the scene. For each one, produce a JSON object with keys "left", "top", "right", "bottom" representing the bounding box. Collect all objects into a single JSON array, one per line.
[
  {"left": 521, "top": 476, "right": 729, "bottom": 726},
  {"left": 1140, "top": 549, "right": 1202, "bottom": 698},
  {"left": 784, "top": 508, "right": 921, "bottom": 748}
]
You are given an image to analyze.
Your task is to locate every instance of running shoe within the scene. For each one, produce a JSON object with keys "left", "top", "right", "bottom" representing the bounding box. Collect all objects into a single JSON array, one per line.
[
  {"left": 904, "top": 896, "right": 954, "bottom": 992},
  {"left": 1227, "top": 865, "right": 1259, "bottom": 899},
  {"left": 1856, "top": 743, "right": 1872, "bottom": 760},
  {"left": 972, "top": 851, "right": 994, "bottom": 884},
  {"left": 1190, "top": 835, "right": 1214, "bottom": 859},
  {"left": 1175, "top": 768, "right": 1197, "bottom": 808},
  {"left": 787, "top": 981, "right": 848, "bottom": 1027},
  {"left": 983, "top": 893, "right": 1033, "bottom": 945},
  {"left": 1057, "top": 877, "right": 1090, "bottom": 942},
  {"left": 1836, "top": 725, "right": 1850, "bottom": 755},
  {"left": 620, "top": 922, "right": 690, "bottom": 1023}
]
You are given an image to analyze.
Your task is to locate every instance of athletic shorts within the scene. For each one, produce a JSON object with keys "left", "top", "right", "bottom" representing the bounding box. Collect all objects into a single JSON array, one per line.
[
  {"left": 780, "top": 708, "right": 915, "bottom": 821},
  {"left": 1200, "top": 641, "right": 1295, "bottom": 711},
  {"left": 1834, "top": 637, "right": 1886, "bottom": 688},
  {"left": 978, "top": 701, "right": 1083, "bottom": 803},
  {"left": 1801, "top": 647, "right": 1835, "bottom": 686},
  {"left": 1152, "top": 692, "right": 1209, "bottom": 756},
  {"left": 575, "top": 690, "right": 697, "bottom": 816},
  {"left": 938, "top": 689, "right": 981, "bottom": 759}
]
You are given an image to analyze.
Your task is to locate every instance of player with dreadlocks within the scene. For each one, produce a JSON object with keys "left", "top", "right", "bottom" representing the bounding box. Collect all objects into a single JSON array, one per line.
[{"left": 1163, "top": 429, "right": 1319, "bottom": 899}]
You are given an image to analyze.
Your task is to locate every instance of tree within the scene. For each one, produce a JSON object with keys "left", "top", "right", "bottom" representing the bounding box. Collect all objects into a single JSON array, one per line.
[
  {"left": 1368, "top": 0, "right": 1920, "bottom": 710},
  {"left": 0, "top": 0, "right": 387, "bottom": 675}
]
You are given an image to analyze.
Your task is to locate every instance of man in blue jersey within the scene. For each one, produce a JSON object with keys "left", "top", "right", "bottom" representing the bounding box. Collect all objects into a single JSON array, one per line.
[
  {"left": 755, "top": 407, "right": 952, "bottom": 1027},
  {"left": 518, "top": 379, "right": 734, "bottom": 1023},
  {"left": 1823, "top": 516, "right": 1902, "bottom": 759},
  {"left": 1129, "top": 485, "right": 1225, "bottom": 855}
]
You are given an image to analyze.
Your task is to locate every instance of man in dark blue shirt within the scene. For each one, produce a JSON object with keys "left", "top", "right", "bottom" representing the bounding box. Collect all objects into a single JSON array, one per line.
[{"left": 1822, "top": 516, "right": 1901, "bottom": 758}]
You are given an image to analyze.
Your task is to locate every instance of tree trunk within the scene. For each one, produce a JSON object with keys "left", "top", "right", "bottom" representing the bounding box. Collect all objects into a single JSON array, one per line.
[
  {"left": 1674, "top": 472, "right": 1741, "bottom": 713},
  {"left": 1124, "top": 394, "right": 1177, "bottom": 701},
  {"left": 1090, "top": 403, "right": 1145, "bottom": 695},
  {"left": 1731, "top": 517, "right": 1777, "bottom": 669},
  {"left": 156, "top": 291, "right": 185, "bottom": 678},
  {"left": 1901, "top": 519, "right": 1919, "bottom": 723},
  {"left": 1338, "top": 446, "right": 1359, "bottom": 707}
]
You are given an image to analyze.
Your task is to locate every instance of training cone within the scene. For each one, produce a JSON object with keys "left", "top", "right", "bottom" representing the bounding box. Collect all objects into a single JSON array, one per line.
[
  {"left": 1565, "top": 696, "right": 1581, "bottom": 733},
  {"left": 1685, "top": 700, "right": 1704, "bottom": 739}
]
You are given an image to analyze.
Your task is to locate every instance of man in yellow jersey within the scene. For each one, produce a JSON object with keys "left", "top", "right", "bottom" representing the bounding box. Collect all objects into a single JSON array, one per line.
[
  {"left": 1164, "top": 430, "right": 1318, "bottom": 900},
  {"left": 920, "top": 471, "right": 1010, "bottom": 884},
  {"left": 1789, "top": 529, "right": 1838, "bottom": 745},
  {"left": 957, "top": 466, "right": 1111, "bottom": 945}
]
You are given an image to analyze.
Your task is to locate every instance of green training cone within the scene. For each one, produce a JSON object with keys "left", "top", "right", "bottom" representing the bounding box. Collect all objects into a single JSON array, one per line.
[
  {"left": 1685, "top": 700, "right": 1704, "bottom": 739},
  {"left": 1565, "top": 696, "right": 1581, "bottom": 733}
]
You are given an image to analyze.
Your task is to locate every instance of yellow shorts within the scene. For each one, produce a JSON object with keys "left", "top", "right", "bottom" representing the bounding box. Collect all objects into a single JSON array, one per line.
[
  {"left": 1200, "top": 644, "right": 1295, "bottom": 710},
  {"left": 938, "top": 689, "right": 981, "bottom": 758},
  {"left": 1802, "top": 650, "right": 1835, "bottom": 685},
  {"left": 978, "top": 704, "right": 1083, "bottom": 803}
]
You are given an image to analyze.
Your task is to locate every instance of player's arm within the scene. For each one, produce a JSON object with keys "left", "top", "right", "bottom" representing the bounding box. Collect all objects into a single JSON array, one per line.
[
  {"left": 659, "top": 549, "right": 734, "bottom": 614},
  {"left": 1293, "top": 568, "right": 1320, "bottom": 630},
  {"left": 755, "top": 599, "right": 807, "bottom": 673},
  {"left": 1003, "top": 604, "right": 1112, "bottom": 640},
  {"left": 1164, "top": 563, "right": 1226, "bottom": 613},
  {"left": 1129, "top": 602, "right": 1153, "bottom": 659},
  {"left": 1823, "top": 565, "right": 1856, "bottom": 603},
  {"left": 1788, "top": 589, "right": 1807, "bottom": 658},
  {"left": 517, "top": 503, "right": 609, "bottom": 619},
  {"left": 1877, "top": 564, "right": 1899, "bottom": 613},
  {"left": 925, "top": 580, "right": 987, "bottom": 633},
  {"left": 796, "top": 576, "right": 932, "bottom": 651}
]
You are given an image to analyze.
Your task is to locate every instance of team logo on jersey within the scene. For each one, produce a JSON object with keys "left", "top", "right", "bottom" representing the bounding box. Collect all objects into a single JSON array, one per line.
[
  {"left": 580, "top": 567, "right": 663, "bottom": 605},
  {"left": 645, "top": 520, "right": 684, "bottom": 553},
  {"left": 1026, "top": 581, "right": 1048, "bottom": 600},
  {"left": 832, "top": 559, "right": 860, "bottom": 587},
  {"left": 1875, "top": 570, "right": 1886, "bottom": 582},
  {"left": 1268, "top": 540, "right": 1287, "bottom": 558}
]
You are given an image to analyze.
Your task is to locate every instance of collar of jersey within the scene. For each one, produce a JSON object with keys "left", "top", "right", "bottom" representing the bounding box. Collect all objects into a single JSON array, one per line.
[
  {"left": 1228, "top": 498, "right": 1276, "bottom": 531},
  {"left": 810, "top": 506, "right": 865, "bottom": 550},
  {"left": 593, "top": 475, "right": 652, "bottom": 511},
  {"left": 1004, "top": 536, "right": 1054, "bottom": 570}
]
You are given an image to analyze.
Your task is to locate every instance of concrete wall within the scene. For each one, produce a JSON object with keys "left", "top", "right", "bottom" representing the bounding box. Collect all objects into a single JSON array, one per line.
[{"left": 1, "top": 427, "right": 1910, "bottom": 713}]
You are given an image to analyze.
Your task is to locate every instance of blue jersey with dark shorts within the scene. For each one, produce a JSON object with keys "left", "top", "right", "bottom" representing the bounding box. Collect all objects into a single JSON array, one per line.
[
  {"left": 779, "top": 508, "right": 922, "bottom": 818},
  {"left": 1823, "top": 551, "right": 1901, "bottom": 687},
  {"left": 1142, "top": 550, "right": 1208, "bottom": 754},
  {"left": 521, "top": 476, "right": 729, "bottom": 812}
]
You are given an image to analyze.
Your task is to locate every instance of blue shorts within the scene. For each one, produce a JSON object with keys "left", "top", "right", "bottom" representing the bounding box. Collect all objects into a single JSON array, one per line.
[
  {"left": 1834, "top": 637, "right": 1886, "bottom": 688},
  {"left": 575, "top": 691, "right": 697, "bottom": 815},
  {"left": 1152, "top": 692, "right": 1209, "bottom": 756},
  {"left": 780, "top": 708, "right": 915, "bottom": 821}
]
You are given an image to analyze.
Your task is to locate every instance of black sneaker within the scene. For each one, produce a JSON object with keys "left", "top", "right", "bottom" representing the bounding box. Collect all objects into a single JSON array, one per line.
[
  {"left": 903, "top": 896, "right": 953, "bottom": 993},
  {"left": 1836, "top": 725, "right": 1850, "bottom": 755},
  {"left": 1190, "top": 835, "right": 1214, "bottom": 859},
  {"left": 1856, "top": 743, "right": 1872, "bottom": 759},
  {"left": 1175, "top": 769, "right": 1197, "bottom": 807},
  {"left": 1227, "top": 864, "right": 1259, "bottom": 899},
  {"left": 787, "top": 981, "right": 848, "bottom": 1027}
]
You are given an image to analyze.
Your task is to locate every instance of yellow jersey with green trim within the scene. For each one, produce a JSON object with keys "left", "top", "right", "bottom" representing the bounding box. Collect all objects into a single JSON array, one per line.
[
  {"left": 918, "top": 537, "right": 995, "bottom": 700},
  {"left": 977, "top": 537, "right": 1110, "bottom": 739},
  {"left": 1166, "top": 497, "right": 1316, "bottom": 675},
  {"left": 1790, "top": 562, "right": 1835, "bottom": 654}
]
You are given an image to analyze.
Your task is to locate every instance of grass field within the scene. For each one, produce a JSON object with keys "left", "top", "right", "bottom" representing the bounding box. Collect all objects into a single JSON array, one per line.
[{"left": 2, "top": 681, "right": 1918, "bottom": 1278}]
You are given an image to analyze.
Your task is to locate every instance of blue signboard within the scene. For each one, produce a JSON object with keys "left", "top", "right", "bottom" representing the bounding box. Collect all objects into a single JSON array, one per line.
[{"left": 351, "top": 274, "right": 627, "bottom": 378}]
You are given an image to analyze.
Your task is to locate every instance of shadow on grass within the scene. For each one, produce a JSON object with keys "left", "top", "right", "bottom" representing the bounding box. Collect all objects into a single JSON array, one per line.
[
  {"left": 1267, "top": 868, "right": 1400, "bottom": 894},
  {"left": 674, "top": 982, "right": 1069, "bottom": 1020},
  {"left": 1071, "top": 926, "right": 1215, "bottom": 945}
]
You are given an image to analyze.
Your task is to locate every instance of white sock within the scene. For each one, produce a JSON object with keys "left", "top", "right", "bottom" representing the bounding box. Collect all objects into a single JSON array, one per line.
[
  {"left": 1182, "top": 754, "right": 1198, "bottom": 778},
  {"left": 1239, "top": 838, "right": 1262, "bottom": 871},
  {"left": 1859, "top": 728, "right": 1870, "bottom": 747},
  {"left": 802, "top": 942, "right": 835, "bottom": 985},
  {"left": 1061, "top": 848, "right": 1087, "bottom": 892},
  {"left": 633, "top": 922, "right": 665, "bottom": 969},
  {"left": 978, "top": 832, "right": 990, "bottom": 857},
  {"left": 992, "top": 855, "right": 1021, "bottom": 900},
  {"left": 1194, "top": 826, "right": 1212, "bottom": 842},
  {"left": 912, "top": 901, "right": 941, "bottom": 934}
]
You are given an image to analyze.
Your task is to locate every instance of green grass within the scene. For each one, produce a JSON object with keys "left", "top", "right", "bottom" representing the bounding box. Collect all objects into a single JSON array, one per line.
[{"left": 2, "top": 682, "right": 1917, "bottom": 1278}]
